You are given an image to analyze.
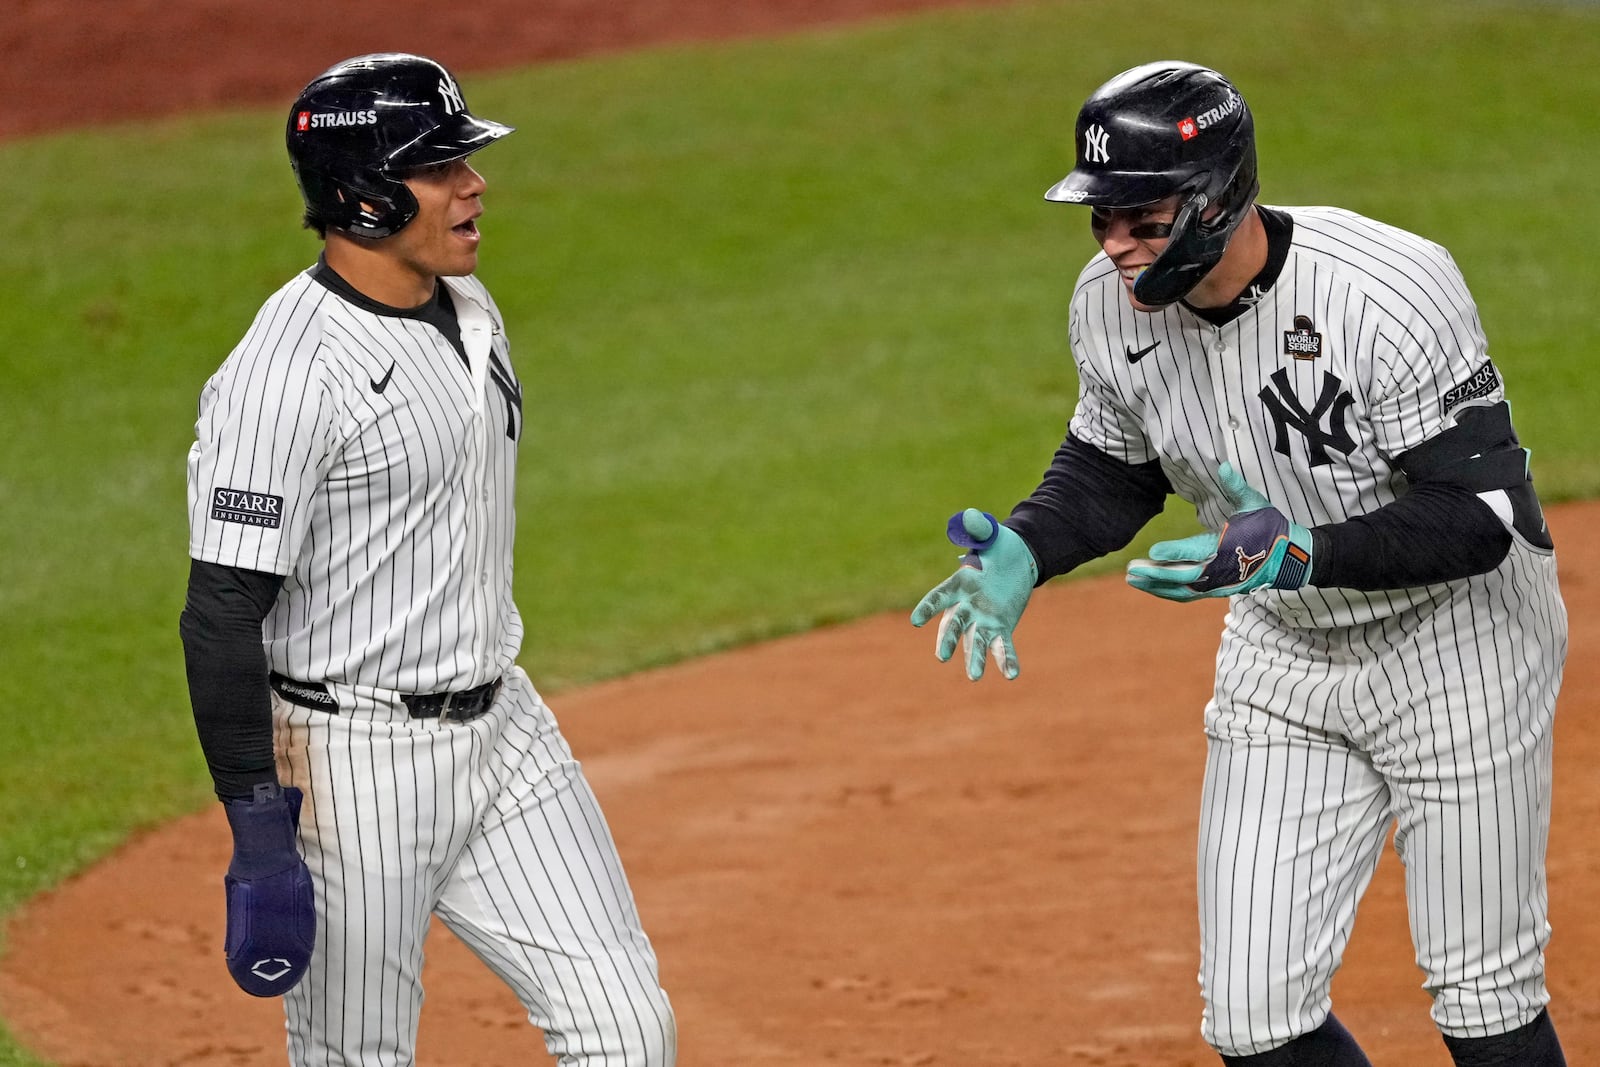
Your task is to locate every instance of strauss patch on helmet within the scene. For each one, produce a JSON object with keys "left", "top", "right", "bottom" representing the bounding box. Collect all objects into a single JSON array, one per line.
[{"left": 297, "top": 109, "right": 378, "bottom": 130}]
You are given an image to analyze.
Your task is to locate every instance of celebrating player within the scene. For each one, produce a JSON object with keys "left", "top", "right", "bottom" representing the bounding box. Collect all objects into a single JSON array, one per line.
[
  {"left": 912, "top": 61, "right": 1568, "bottom": 1065},
  {"left": 179, "top": 53, "right": 675, "bottom": 1065}
]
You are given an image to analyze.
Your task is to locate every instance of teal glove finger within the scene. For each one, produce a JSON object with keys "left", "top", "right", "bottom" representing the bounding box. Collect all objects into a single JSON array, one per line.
[
  {"left": 1146, "top": 532, "right": 1221, "bottom": 563},
  {"left": 1218, "top": 461, "right": 1272, "bottom": 513},
  {"left": 965, "top": 626, "right": 1020, "bottom": 681},
  {"left": 1125, "top": 570, "right": 1210, "bottom": 602},
  {"left": 958, "top": 507, "right": 997, "bottom": 544},
  {"left": 933, "top": 602, "right": 971, "bottom": 662},
  {"left": 911, "top": 571, "right": 963, "bottom": 629},
  {"left": 1124, "top": 530, "right": 1219, "bottom": 590}
]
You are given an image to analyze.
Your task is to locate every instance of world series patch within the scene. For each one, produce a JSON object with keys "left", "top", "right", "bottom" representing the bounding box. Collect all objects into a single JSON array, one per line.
[
  {"left": 212, "top": 488, "right": 283, "bottom": 528},
  {"left": 1283, "top": 315, "right": 1322, "bottom": 360}
]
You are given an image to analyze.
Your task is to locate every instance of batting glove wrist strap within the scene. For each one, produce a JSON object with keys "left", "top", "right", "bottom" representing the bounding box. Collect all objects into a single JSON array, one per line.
[
  {"left": 222, "top": 783, "right": 316, "bottom": 997},
  {"left": 910, "top": 509, "right": 1038, "bottom": 681},
  {"left": 1125, "top": 463, "right": 1313, "bottom": 602}
]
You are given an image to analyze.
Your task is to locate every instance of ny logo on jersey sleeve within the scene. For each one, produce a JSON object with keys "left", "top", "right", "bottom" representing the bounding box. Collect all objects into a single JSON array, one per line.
[{"left": 1258, "top": 369, "right": 1357, "bottom": 467}]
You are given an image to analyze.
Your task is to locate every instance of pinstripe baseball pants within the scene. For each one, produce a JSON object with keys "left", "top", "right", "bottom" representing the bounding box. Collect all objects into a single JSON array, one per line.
[
  {"left": 272, "top": 666, "right": 675, "bottom": 1066},
  {"left": 1197, "top": 547, "right": 1565, "bottom": 1056}
]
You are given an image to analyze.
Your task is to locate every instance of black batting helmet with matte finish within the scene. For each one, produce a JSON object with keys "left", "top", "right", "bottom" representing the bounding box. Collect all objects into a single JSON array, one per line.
[
  {"left": 1045, "top": 61, "right": 1258, "bottom": 306},
  {"left": 286, "top": 53, "right": 513, "bottom": 239}
]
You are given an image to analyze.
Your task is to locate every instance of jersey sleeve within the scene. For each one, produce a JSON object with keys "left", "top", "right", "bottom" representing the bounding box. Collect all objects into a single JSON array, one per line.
[
  {"left": 187, "top": 291, "right": 341, "bottom": 575},
  {"left": 1364, "top": 242, "right": 1504, "bottom": 457},
  {"left": 1062, "top": 274, "right": 1159, "bottom": 465}
]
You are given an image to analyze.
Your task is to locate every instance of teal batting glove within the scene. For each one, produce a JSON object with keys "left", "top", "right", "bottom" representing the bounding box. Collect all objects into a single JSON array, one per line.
[
  {"left": 910, "top": 509, "right": 1038, "bottom": 680},
  {"left": 1125, "top": 463, "right": 1313, "bottom": 602}
]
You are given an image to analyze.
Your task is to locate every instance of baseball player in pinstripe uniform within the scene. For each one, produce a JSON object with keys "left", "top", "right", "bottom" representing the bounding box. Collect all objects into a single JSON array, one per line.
[
  {"left": 179, "top": 53, "right": 674, "bottom": 1066},
  {"left": 912, "top": 62, "right": 1568, "bottom": 1065}
]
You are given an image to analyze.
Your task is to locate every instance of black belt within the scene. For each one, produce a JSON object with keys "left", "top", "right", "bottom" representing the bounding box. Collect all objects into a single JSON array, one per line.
[
  {"left": 401, "top": 679, "right": 502, "bottom": 722},
  {"left": 270, "top": 673, "right": 502, "bottom": 723}
]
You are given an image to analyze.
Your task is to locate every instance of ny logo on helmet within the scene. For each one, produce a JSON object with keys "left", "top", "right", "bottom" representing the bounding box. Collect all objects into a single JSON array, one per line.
[
  {"left": 1084, "top": 124, "right": 1110, "bottom": 164},
  {"left": 438, "top": 75, "right": 465, "bottom": 115}
]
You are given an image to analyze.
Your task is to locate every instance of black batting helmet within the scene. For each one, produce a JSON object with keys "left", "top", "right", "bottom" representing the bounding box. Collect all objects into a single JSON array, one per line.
[
  {"left": 286, "top": 53, "right": 514, "bottom": 239},
  {"left": 1045, "top": 61, "right": 1258, "bottom": 307}
]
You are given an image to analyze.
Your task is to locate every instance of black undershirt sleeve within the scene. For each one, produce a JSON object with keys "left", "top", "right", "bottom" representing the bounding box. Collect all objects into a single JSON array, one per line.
[
  {"left": 1002, "top": 433, "right": 1172, "bottom": 583},
  {"left": 178, "top": 559, "right": 286, "bottom": 801},
  {"left": 1309, "top": 483, "right": 1511, "bottom": 590}
]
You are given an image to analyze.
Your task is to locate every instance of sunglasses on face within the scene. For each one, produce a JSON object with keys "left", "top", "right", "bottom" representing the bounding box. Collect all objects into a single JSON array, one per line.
[{"left": 1089, "top": 206, "right": 1175, "bottom": 241}]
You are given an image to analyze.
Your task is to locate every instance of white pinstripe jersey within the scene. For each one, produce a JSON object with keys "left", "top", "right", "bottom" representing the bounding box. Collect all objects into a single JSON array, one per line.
[
  {"left": 1068, "top": 204, "right": 1516, "bottom": 628},
  {"left": 187, "top": 268, "right": 523, "bottom": 696}
]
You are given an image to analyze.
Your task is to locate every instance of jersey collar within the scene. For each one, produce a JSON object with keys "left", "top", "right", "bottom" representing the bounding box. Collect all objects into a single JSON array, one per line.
[{"left": 1181, "top": 206, "right": 1294, "bottom": 326}]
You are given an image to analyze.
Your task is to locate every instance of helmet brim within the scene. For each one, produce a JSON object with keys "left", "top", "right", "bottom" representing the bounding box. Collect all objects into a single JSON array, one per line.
[
  {"left": 1043, "top": 168, "right": 1181, "bottom": 208},
  {"left": 389, "top": 114, "right": 515, "bottom": 169}
]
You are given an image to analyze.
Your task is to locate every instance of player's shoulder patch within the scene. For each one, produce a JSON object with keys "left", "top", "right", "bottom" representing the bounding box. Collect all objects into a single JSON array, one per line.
[
  {"left": 210, "top": 487, "right": 284, "bottom": 528},
  {"left": 1442, "top": 360, "right": 1502, "bottom": 415}
]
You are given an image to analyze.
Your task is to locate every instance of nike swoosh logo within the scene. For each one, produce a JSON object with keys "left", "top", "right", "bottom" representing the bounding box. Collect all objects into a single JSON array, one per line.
[
  {"left": 371, "top": 362, "right": 396, "bottom": 393},
  {"left": 1126, "top": 342, "right": 1160, "bottom": 364}
]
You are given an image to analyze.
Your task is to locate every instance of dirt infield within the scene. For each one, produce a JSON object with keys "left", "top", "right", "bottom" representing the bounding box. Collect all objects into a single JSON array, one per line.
[
  {"left": 3, "top": 4, "right": 1598, "bottom": 1065},
  {"left": 3, "top": 497, "right": 1598, "bottom": 1065}
]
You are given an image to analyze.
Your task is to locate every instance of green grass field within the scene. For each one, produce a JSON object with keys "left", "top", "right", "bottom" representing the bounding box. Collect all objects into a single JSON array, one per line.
[{"left": 1, "top": 1, "right": 1596, "bottom": 1062}]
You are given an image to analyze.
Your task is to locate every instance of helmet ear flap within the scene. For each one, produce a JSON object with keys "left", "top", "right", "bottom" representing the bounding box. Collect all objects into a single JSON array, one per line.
[
  {"left": 1133, "top": 192, "right": 1212, "bottom": 307},
  {"left": 305, "top": 162, "right": 419, "bottom": 239}
]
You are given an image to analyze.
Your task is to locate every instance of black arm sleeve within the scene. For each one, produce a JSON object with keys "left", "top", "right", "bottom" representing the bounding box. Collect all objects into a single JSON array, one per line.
[
  {"left": 1309, "top": 402, "right": 1533, "bottom": 590},
  {"left": 1310, "top": 482, "right": 1511, "bottom": 590},
  {"left": 1003, "top": 433, "right": 1172, "bottom": 583},
  {"left": 178, "top": 559, "right": 286, "bottom": 801}
]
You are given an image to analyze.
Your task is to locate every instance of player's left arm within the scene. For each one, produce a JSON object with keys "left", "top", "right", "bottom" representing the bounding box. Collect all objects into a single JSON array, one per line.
[
  {"left": 1126, "top": 405, "right": 1538, "bottom": 600},
  {"left": 1310, "top": 398, "right": 1549, "bottom": 589}
]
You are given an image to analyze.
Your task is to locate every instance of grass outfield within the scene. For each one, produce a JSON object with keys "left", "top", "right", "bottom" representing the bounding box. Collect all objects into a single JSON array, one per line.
[{"left": 0, "top": 0, "right": 1595, "bottom": 1061}]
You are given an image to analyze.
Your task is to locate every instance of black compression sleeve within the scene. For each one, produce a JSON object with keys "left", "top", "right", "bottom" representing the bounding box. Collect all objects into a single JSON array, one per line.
[
  {"left": 178, "top": 559, "right": 286, "bottom": 801},
  {"left": 1310, "top": 480, "right": 1512, "bottom": 590},
  {"left": 1003, "top": 433, "right": 1172, "bottom": 583}
]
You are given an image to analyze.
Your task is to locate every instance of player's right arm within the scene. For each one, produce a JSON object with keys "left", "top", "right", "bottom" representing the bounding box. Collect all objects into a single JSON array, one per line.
[
  {"left": 911, "top": 277, "right": 1170, "bottom": 679},
  {"left": 179, "top": 281, "right": 334, "bottom": 996}
]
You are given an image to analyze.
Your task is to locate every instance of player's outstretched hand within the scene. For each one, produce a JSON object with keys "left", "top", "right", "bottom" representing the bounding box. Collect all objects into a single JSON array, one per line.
[
  {"left": 911, "top": 509, "right": 1038, "bottom": 680},
  {"left": 1126, "top": 463, "right": 1313, "bottom": 602},
  {"left": 221, "top": 782, "right": 316, "bottom": 997}
]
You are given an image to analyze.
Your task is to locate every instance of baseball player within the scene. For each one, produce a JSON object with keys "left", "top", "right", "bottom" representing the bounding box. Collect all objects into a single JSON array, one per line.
[
  {"left": 912, "top": 61, "right": 1568, "bottom": 1066},
  {"left": 178, "top": 53, "right": 675, "bottom": 1066}
]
